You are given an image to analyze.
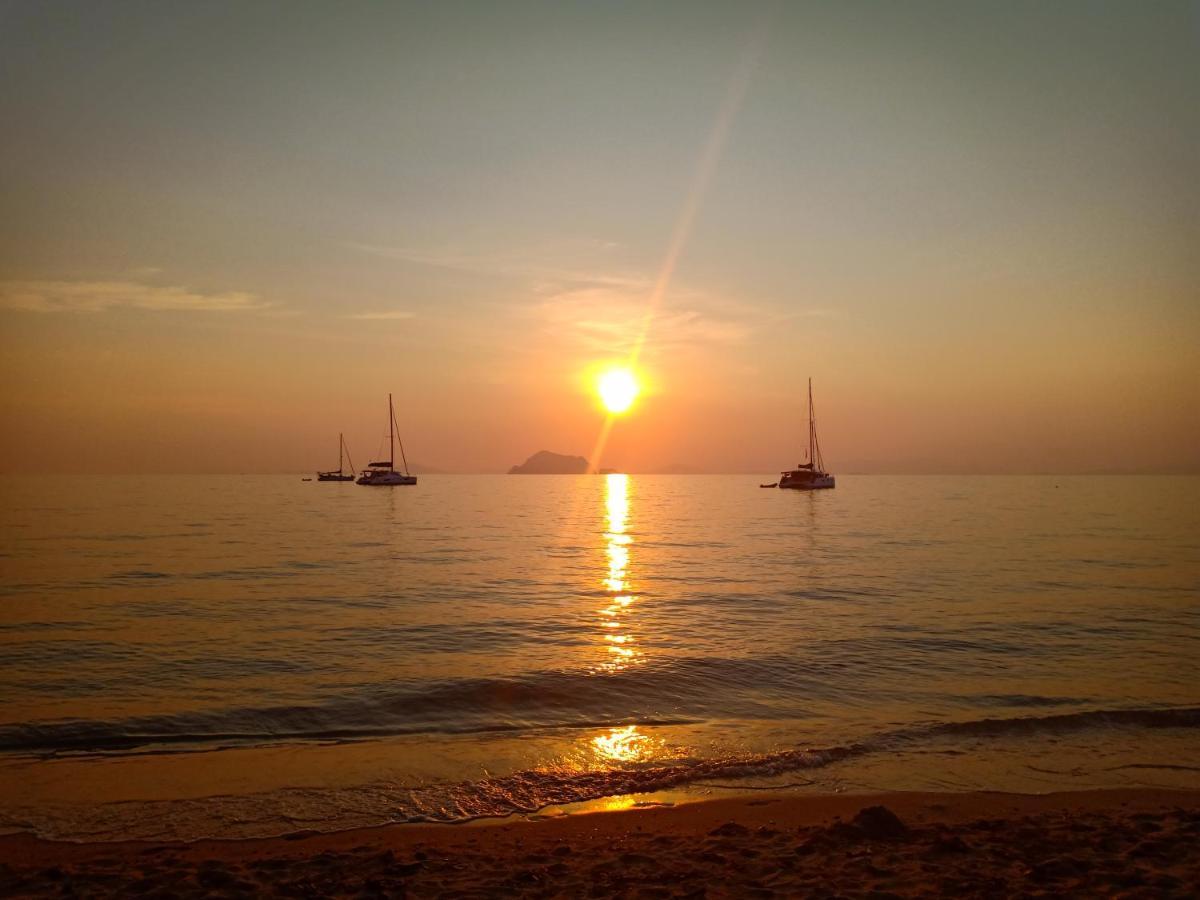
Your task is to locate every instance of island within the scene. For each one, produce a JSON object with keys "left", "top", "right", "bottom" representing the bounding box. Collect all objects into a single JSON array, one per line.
[{"left": 507, "top": 451, "right": 589, "bottom": 474}]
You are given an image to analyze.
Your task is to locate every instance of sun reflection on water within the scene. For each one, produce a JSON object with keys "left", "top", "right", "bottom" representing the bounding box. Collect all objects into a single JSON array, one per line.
[
  {"left": 548, "top": 476, "right": 679, "bottom": 776},
  {"left": 598, "top": 473, "right": 642, "bottom": 672},
  {"left": 590, "top": 724, "right": 666, "bottom": 764}
]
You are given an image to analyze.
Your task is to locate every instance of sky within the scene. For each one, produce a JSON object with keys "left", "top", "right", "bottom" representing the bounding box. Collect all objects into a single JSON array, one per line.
[{"left": 1, "top": 0, "right": 1197, "bottom": 474}]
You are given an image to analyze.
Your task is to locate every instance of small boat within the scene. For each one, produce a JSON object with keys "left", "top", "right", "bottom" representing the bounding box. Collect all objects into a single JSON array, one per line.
[
  {"left": 760, "top": 482, "right": 778, "bottom": 488},
  {"left": 777, "top": 378, "right": 835, "bottom": 491},
  {"left": 357, "top": 393, "right": 418, "bottom": 486},
  {"left": 317, "top": 433, "right": 357, "bottom": 482}
]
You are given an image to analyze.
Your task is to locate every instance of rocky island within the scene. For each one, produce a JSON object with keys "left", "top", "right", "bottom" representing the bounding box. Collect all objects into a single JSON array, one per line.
[{"left": 507, "top": 451, "right": 589, "bottom": 474}]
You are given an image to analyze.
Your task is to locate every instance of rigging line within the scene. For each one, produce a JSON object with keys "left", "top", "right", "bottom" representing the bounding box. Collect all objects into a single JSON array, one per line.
[{"left": 392, "top": 403, "right": 411, "bottom": 475}]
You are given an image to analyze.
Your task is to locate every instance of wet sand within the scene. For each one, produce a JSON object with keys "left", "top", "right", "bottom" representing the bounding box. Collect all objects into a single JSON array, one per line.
[{"left": 1, "top": 788, "right": 1197, "bottom": 897}]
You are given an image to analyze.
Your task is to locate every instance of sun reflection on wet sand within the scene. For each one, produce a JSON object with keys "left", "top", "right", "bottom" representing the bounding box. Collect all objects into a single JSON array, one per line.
[
  {"left": 591, "top": 725, "right": 667, "bottom": 764},
  {"left": 594, "top": 795, "right": 638, "bottom": 813}
]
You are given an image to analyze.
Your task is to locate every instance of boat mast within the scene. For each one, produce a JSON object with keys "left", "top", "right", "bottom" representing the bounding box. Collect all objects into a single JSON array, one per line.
[
  {"left": 338, "top": 432, "right": 344, "bottom": 475},
  {"left": 808, "top": 378, "right": 825, "bottom": 473},
  {"left": 388, "top": 394, "right": 395, "bottom": 473},
  {"left": 808, "top": 378, "right": 814, "bottom": 467}
]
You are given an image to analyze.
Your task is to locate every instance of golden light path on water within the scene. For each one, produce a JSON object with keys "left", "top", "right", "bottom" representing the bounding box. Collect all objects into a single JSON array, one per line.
[
  {"left": 580, "top": 474, "right": 671, "bottom": 771},
  {"left": 597, "top": 473, "right": 641, "bottom": 673}
]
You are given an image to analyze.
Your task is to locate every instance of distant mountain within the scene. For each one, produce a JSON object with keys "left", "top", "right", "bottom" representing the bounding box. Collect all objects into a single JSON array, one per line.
[
  {"left": 406, "top": 461, "right": 447, "bottom": 475},
  {"left": 508, "top": 451, "right": 589, "bottom": 474},
  {"left": 656, "top": 462, "right": 700, "bottom": 474}
]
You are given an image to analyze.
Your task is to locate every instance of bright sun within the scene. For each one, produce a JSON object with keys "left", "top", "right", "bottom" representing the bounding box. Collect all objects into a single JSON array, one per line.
[{"left": 597, "top": 368, "right": 640, "bottom": 414}]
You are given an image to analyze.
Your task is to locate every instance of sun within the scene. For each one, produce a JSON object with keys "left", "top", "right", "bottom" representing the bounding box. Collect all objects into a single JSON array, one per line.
[{"left": 597, "top": 368, "right": 640, "bottom": 414}]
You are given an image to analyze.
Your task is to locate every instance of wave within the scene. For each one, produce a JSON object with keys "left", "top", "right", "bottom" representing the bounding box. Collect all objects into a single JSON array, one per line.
[
  {"left": 0, "top": 663, "right": 727, "bottom": 755},
  {"left": 0, "top": 681, "right": 1195, "bottom": 760},
  {"left": 0, "top": 653, "right": 840, "bottom": 755},
  {"left": 4, "top": 706, "right": 1198, "bottom": 840},
  {"left": 346, "top": 704, "right": 1200, "bottom": 825},
  {"left": 923, "top": 706, "right": 1200, "bottom": 738},
  {"left": 322, "top": 705, "right": 1200, "bottom": 824},
  {"left": 397, "top": 745, "right": 863, "bottom": 823},
  {"left": 0, "top": 743, "right": 868, "bottom": 841}
]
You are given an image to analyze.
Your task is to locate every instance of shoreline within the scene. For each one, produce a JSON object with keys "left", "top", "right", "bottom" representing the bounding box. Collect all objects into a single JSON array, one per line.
[{"left": 2, "top": 787, "right": 1197, "bottom": 896}]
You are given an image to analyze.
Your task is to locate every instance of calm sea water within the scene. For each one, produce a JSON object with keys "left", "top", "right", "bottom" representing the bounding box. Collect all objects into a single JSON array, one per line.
[{"left": 1, "top": 475, "right": 1197, "bottom": 840}]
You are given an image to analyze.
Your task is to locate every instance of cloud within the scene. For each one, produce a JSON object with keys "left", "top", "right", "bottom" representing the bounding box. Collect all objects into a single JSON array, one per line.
[
  {"left": 349, "top": 237, "right": 772, "bottom": 353},
  {"left": 777, "top": 306, "right": 842, "bottom": 321},
  {"left": 0, "top": 280, "right": 270, "bottom": 313},
  {"left": 345, "top": 309, "right": 416, "bottom": 320},
  {"left": 347, "top": 237, "right": 623, "bottom": 283},
  {"left": 348, "top": 242, "right": 505, "bottom": 272},
  {"left": 536, "top": 282, "right": 754, "bottom": 354}
]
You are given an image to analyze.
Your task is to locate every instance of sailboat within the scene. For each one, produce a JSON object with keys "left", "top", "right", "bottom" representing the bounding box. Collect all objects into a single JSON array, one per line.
[
  {"left": 317, "top": 433, "right": 356, "bottom": 482},
  {"left": 777, "top": 378, "right": 835, "bottom": 490},
  {"left": 356, "top": 393, "right": 418, "bottom": 486}
]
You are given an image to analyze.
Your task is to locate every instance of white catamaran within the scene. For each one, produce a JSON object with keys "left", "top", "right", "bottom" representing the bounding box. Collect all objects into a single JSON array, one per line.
[
  {"left": 356, "top": 393, "right": 418, "bottom": 486},
  {"left": 777, "top": 378, "right": 835, "bottom": 490}
]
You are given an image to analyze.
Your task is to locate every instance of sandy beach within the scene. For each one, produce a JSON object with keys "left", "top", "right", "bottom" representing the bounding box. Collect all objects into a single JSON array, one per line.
[{"left": 1, "top": 788, "right": 1197, "bottom": 898}]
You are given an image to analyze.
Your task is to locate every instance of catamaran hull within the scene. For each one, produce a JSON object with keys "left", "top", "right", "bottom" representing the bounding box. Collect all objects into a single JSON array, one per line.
[
  {"left": 779, "top": 476, "right": 835, "bottom": 490},
  {"left": 316, "top": 474, "right": 355, "bottom": 482},
  {"left": 356, "top": 473, "right": 417, "bottom": 486}
]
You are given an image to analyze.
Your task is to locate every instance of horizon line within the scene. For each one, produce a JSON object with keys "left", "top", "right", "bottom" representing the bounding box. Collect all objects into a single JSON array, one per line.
[{"left": 2, "top": 470, "right": 1197, "bottom": 478}]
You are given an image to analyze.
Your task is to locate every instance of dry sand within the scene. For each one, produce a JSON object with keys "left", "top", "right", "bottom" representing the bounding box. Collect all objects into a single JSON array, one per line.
[{"left": 1, "top": 788, "right": 1197, "bottom": 897}]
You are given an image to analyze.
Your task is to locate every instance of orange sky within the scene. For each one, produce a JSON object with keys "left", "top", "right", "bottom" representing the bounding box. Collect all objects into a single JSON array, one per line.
[{"left": 1, "top": 2, "right": 1197, "bottom": 474}]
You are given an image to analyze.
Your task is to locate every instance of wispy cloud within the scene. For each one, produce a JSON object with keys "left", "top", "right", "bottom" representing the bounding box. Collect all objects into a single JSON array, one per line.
[
  {"left": 347, "top": 237, "right": 622, "bottom": 283},
  {"left": 777, "top": 307, "right": 842, "bottom": 321},
  {"left": 345, "top": 309, "right": 416, "bottom": 321},
  {"left": 536, "top": 281, "right": 754, "bottom": 355},
  {"left": 348, "top": 242, "right": 509, "bottom": 273},
  {"left": 0, "top": 280, "right": 270, "bottom": 313},
  {"left": 350, "top": 238, "right": 770, "bottom": 354}
]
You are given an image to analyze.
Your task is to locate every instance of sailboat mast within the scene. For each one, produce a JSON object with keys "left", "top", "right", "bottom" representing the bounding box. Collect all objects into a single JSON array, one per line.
[
  {"left": 338, "top": 432, "right": 344, "bottom": 474},
  {"left": 388, "top": 394, "right": 395, "bottom": 473},
  {"left": 808, "top": 378, "right": 814, "bottom": 467}
]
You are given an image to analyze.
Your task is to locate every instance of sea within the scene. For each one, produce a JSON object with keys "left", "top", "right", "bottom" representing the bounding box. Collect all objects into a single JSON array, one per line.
[{"left": 1, "top": 474, "right": 1197, "bottom": 842}]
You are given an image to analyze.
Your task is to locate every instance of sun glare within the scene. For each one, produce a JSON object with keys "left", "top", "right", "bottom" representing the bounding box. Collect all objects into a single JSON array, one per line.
[{"left": 597, "top": 368, "right": 639, "bottom": 414}]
